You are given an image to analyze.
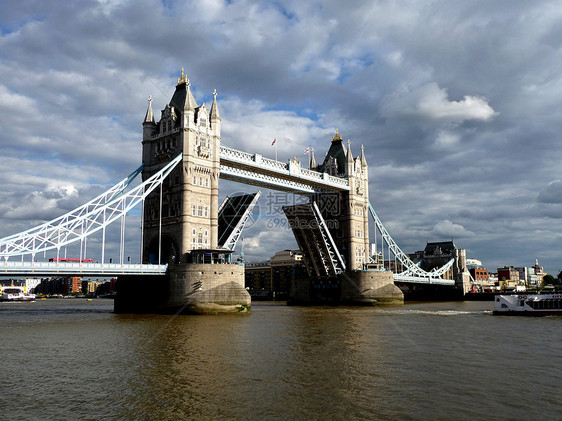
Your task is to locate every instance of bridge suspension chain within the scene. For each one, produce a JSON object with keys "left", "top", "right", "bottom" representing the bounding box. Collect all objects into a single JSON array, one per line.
[
  {"left": 0, "top": 154, "right": 182, "bottom": 260},
  {"left": 368, "top": 203, "right": 454, "bottom": 282}
]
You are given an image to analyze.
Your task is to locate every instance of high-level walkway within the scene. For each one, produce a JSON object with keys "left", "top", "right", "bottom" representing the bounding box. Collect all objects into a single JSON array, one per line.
[{"left": 219, "top": 145, "right": 350, "bottom": 193}]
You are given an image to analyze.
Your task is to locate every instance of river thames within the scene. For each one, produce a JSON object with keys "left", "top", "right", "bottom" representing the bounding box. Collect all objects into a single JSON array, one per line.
[{"left": 1, "top": 299, "right": 560, "bottom": 420}]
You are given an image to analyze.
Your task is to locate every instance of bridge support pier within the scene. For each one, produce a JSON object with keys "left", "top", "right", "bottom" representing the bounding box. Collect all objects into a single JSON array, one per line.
[
  {"left": 340, "top": 271, "right": 404, "bottom": 305},
  {"left": 114, "top": 264, "right": 250, "bottom": 314},
  {"left": 288, "top": 270, "right": 403, "bottom": 306},
  {"left": 167, "top": 264, "right": 250, "bottom": 314}
]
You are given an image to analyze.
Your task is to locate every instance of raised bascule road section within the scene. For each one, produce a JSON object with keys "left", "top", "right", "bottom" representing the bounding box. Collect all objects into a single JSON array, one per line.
[{"left": 0, "top": 70, "right": 470, "bottom": 312}]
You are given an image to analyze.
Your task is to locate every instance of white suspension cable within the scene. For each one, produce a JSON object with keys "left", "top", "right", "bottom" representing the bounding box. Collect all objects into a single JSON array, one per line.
[
  {"left": 369, "top": 203, "right": 455, "bottom": 280},
  {"left": 0, "top": 154, "right": 182, "bottom": 259},
  {"left": 0, "top": 164, "right": 143, "bottom": 244}
]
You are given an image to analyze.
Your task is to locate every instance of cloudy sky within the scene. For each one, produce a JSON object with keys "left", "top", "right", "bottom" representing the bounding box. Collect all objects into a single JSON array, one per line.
[{"left": 1, "top": 0, "right": 562, "bottom": 274}]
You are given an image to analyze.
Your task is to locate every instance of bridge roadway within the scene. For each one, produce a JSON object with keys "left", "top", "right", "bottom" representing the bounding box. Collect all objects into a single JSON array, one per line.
[{"left": 0, "top": 261, "right": 167, "bottom": 276}]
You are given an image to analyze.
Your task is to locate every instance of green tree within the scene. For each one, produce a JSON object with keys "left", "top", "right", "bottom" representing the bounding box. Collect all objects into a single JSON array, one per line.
[{"left": 542, "top": 274, "right": 555, "bottom": 286}]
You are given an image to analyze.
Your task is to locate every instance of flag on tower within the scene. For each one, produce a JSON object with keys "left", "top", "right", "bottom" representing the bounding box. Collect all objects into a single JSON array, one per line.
[
  {"left": 304, "top": 147, "right": 310, "bottom": 154},
  {"left": 271, "top": 138, "right": 276, "bottom": 146}
]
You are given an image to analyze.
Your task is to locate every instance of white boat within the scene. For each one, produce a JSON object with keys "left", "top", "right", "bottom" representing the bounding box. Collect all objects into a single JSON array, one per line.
[
  {"left": 494, "top": 294, "right": 562, "bottom": 316},
  {"left": 0, "top": 286, "right": 36, "bottom": 302}
]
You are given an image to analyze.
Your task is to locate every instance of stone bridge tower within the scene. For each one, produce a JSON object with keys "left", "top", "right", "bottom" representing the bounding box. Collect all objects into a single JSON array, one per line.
[
  {"left": 141, "top": 69, "right": 221, "bottom": 264},
  {"left": 288, "top": 130, "right": 403, "bottom": 305},
  {"left": 315, "top": 130, "right": 371, "bottom": 271},
  {"left": 116, "top": 70, "right": 250, "bottom": 314}
]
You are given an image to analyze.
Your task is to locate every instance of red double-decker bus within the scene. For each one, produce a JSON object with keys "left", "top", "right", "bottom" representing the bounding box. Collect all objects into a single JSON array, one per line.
[{"left": 49, "top": 258, "right": 94, "bottom": 263}]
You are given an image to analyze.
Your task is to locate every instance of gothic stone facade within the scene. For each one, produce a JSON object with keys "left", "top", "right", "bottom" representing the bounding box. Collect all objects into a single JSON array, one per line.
[
  {"left": 314, "top": 130, "right": 371, "bottom": 271},
  {"left": 141, "top": 70, "right": 221, "bottom": 264}
]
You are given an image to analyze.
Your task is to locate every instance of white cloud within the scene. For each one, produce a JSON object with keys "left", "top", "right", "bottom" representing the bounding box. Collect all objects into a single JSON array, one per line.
[
  {"left": 431, "top": 220, "right": 473, "bottom": 238},
  {"left": 0, "top": 85, "right": 36, "bottom": 114},
  {"left": 433, "top": 130, "right": 460, "bottom": 149},
  {"left": 403, "top": 82, "right": 497, "bottom": 122},
  {"left": 221, "top": 97, "right": 331, "bottom": 158},
  {"left": 2, "top": 183, "right": 78, "bottom": 220}
]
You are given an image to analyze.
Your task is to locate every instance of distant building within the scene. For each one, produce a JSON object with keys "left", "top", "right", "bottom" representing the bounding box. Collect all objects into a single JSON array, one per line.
[
  {"left": 497, "top": 266, "right": 520, "bottom": 289},
  {"left": 530, "top": 259, "right": 545, "bottom": 286},
  {"left": 35, "top": 277, "right": 82, "bottom": 295},
  {"left": 82, "top": 280, "right": 101, "bottom": 295},
  {"left": 95, "top": 281, "right": 113, "bottom": 296},
  {"left": 469, "top": 267, "right": 489, "bottom": 282},
  {"left": 510, "top": 260, "right": 545, "bottom": 287},
  {"left": 245, "top": 249, "right": 305, "bottom": 299},
  {"left": 409, "top": 241, "right": 459, "bottom": 280},
  {"left": 65, "top": 277, "right": 82, "bottom": 294},
  {"left": 245, "top": 260, "right": 271, "bottom": 293}
]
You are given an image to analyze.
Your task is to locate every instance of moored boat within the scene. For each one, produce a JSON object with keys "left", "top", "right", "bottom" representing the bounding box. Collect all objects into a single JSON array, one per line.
[
  {"left": 0, "top": 286, "right": 36, "bottom": 302},
  {"left": 493, "top": 293, "right": 562, "bottom": 316}
]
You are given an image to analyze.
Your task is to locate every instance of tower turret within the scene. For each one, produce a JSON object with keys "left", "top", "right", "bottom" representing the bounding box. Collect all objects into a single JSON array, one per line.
[
  {"left": 210, "top": 89, "right": 221, "bottom": 135},
  {"left": 170, "top": 68, "right": 198, "bottom": 129},
  {"left": 309, "top": 148, "right": 317, "bottom": 170},
  {"left": 360, "top": 144, "right": 367, "bottom": 168},
  {"left": 142, "top": 96, "right": 156, "bottom": 163},
  {"left": 346, "top": 139, "right": 354, "bottom": 176}
]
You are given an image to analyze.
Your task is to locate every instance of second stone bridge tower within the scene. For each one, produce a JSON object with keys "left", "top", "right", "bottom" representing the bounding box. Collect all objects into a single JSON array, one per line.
[{"left": 313, "top": 129, "right": 371, "bottom": 271}]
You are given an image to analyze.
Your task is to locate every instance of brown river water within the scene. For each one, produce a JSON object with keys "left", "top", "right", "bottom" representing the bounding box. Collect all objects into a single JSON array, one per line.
[{"left": 1, "top": 299, "right": 561, "bottom": 420}]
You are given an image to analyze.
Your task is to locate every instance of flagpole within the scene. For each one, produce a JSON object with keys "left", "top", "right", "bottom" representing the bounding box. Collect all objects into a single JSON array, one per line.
[{"left": 275, "top": 140, "right": 278, "bottom": 161}]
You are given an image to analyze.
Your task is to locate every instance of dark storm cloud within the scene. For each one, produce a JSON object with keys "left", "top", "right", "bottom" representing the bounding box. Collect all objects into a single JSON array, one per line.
[{"left": 0, "top": 0, "right": 561, "bottom": 272}]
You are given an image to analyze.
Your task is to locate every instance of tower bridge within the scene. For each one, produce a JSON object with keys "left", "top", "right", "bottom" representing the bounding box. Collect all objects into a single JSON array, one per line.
[{"left": 0, "top": 70, "right": 470, "bottom": 312}]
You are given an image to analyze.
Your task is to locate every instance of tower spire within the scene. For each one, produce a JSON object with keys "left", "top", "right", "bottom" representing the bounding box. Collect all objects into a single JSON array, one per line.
[
  {"left": 360, "top": 144, "right": 367, "bottom": 166},
  {"left": 332, "top": 128, "right": 342, "bottom": 142},
  {"left": 143, "top": 95, "right": 155, "bottom": 124},
  {"left": 310, "top": 148, "right": 317, "bottom": 169},
  {"left": 210, "top": 89, "right": 221, "bottom": 121},
  {"left": 177, "top": 67, "right": 189, "bottom": 85},
  {"left": 346, "top": 139, "right": 353, "bottom": 163},
  {"left": 346, "top": 139, "right": 354, "bottom": 176},
  {"left": 170, "top": 68, "right": 197, "bottom": 113}
]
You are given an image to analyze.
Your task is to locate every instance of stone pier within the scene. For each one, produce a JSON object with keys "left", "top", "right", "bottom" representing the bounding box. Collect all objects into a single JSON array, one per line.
[
  {"left": 115, "top": 262, "right": 250, "bottom": 314},
  {"left": 288, "top": 270, "right": 403, "bottom": 306}
]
